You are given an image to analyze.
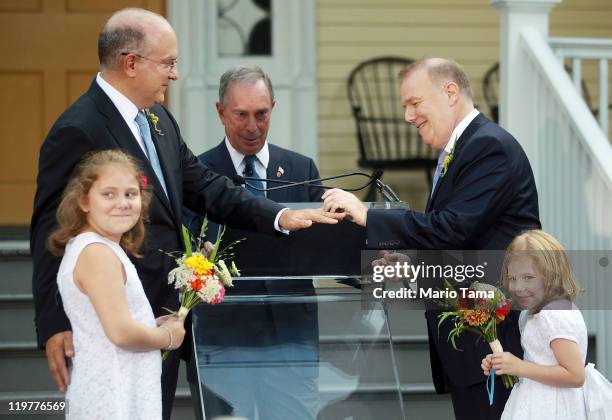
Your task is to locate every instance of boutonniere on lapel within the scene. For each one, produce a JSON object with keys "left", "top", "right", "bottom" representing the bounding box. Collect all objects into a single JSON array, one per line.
[
  {"left": 144, "top": 108, "right": 164, "bottom": 136},
  {"left": 276, "top": 166, "right": 285, "bottom": 177},
  {"left": 440, "top": 142, "right": 457, "bottom": 178}
]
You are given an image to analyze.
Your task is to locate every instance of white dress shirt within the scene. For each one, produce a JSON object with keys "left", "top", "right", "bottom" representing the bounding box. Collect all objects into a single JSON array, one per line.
[
  {"left": 224, "top": 137, "right": 270, "bottom": 191},
  {"left": 442, "top": 108, "right": 480, "bottom": 154},
  {"left": 96, "top": 73, "right": 149, "bottom": 155}
]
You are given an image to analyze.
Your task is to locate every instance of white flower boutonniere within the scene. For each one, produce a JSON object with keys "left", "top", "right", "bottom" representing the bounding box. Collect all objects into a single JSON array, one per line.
[{"left": 144, "top": 108, "right": 164, "bottom": 136}]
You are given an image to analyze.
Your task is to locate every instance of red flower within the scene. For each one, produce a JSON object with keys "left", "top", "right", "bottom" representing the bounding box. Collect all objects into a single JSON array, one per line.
[
  {"left": 188, "top": 277, "right": 205, "bottom": 292},
  {"left": 458, "top": 295, "right": 473, "bottom": 309},
  {"left": 141, "top": 175, "right": 148, "bottom": 189},
  {"left": 496, "top": 301, "right": 511, "bottom": 320}
]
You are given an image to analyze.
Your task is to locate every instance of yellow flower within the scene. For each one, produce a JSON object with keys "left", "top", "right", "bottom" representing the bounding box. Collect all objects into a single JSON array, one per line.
[
  {"left": 440, "top": 142, "right": 457, "bottom": 178},
  {"left": 144, "top": 108, "right": 163, "bottom": 135},
  {"left": 184, "top": 254, "right": 214, "bottom": 276},
  {"left": 442, "top": 155, "right": 452, "bottom": 170}
]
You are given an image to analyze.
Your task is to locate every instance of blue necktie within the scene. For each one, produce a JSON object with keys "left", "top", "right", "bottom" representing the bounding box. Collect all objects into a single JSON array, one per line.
[
  {"left": 431, "top": 149, "right": 449, "bottom": 196},
  {"left": 243, "top": 155, "right": 265, "bottom": 197},
  {"left": 135, "top": 111, "right": 168, "bottom": 197}
]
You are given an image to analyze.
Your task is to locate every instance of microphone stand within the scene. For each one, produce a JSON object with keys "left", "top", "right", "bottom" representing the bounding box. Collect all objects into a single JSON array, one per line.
[{"left": 234, "top": 171, "right": 401, "bottom": 202}]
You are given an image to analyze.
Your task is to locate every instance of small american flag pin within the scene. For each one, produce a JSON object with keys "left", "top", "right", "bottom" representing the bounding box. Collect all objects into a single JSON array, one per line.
[{"left": 276, "top": 166, "right": 285, "bottom": 177}]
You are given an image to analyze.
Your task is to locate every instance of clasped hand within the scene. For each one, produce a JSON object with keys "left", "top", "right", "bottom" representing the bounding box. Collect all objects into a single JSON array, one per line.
[
  {"left": 321, "top": 188, "right": 368, "bottom": 226},
  {"left": 482, "top": 352, "right": 524, "bottom": 377}
]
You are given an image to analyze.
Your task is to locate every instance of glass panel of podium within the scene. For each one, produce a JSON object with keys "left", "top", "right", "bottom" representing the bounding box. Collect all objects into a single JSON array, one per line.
[
  {"left": 192, "top": 275, "right": 406, "bottom": 420},
  {"left": 191, "top": 202, "right": 411, "bottom": 420}
]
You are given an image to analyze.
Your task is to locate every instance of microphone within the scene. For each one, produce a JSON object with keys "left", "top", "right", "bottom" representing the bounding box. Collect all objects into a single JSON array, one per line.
[
  {"left": 232, "top": 170, "right": 400, "bottom": 202},
  {"left": 372, "top": 169, "right": 401, "bottom": 202}
]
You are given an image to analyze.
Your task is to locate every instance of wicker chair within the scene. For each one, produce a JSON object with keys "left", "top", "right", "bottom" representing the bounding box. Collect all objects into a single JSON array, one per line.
[{"left": 347, "top": 56, "right": 437, "bottom": 200}]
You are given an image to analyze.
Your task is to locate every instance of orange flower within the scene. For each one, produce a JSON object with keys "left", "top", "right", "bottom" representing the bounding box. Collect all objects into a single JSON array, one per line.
[
  {"left": 462, "top": 309, "right": 490, "bottom": 326},
  {"left": 188, "top": 277, "right": 205, "bottom": 292}
]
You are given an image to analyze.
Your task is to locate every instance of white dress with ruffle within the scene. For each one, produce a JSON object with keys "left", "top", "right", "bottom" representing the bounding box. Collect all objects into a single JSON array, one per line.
[{"left": 501, "top": 304, "right": 588, "bottom": 420}]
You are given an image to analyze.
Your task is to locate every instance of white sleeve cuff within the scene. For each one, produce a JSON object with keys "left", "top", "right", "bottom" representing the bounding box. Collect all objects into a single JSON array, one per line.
[{"left": 274, "top": 208, "right": 290, "bottom": 234}]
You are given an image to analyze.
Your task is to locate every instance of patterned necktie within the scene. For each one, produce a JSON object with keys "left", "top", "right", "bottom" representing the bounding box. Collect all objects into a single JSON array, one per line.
[
  {"left": 431, "top": 149, "right": 449, "bottom": 196},
  {"left": 135, "top": 111, "right": 168, "bottom": 197},
  {"left": 243, "top": 155, "right": 265, "bottom": 197}
]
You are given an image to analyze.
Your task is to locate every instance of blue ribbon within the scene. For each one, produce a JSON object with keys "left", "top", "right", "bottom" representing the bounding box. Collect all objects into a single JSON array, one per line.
[{"left": 486, "top": 367, "right": 496, "bottom": 406}]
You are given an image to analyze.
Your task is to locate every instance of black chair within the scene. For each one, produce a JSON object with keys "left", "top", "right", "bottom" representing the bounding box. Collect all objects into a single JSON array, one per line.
[
  {"left": 347, "top": 56, "right": 437, "bottom": 200},
  {"left": 483, "top": 61, "right": 608, "bottom": 123},
  {"left": 482, "top": 62, "right": 500, "bottom": 123}
]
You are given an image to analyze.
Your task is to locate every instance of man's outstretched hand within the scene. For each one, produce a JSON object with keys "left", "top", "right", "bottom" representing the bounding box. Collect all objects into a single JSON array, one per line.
[{"left": 278, "top": 208, "right": 344, "bottom": 231}]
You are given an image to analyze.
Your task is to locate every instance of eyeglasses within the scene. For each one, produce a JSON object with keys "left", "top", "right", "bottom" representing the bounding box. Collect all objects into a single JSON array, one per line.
[{"left": 120, "top": 52, "right": 178, "bottom": 71}]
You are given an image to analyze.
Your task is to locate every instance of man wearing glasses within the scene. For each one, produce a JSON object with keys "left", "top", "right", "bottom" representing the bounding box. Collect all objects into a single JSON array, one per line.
[{"left": 30, "top": 8, "right": 340, "bottom": 420}]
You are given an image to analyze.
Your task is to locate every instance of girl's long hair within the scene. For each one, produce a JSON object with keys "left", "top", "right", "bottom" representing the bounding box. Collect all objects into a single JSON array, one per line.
[{"left": 48, "top": 149, "right": 151, "bottom": 257}]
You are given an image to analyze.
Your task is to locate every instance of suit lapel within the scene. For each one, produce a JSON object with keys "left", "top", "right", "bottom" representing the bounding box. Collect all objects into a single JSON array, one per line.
[
  {"left": 266, "top": 151, "right": 285, "bottom": 202},
  {"left": 88, "top": 82, "right": 175, "bottom": 217},
  {"left": 425, "top": 113, "right": 489, "bottom": 212},
  {"left": 217, "top": 142, "right": 239, "bottom": 179}
]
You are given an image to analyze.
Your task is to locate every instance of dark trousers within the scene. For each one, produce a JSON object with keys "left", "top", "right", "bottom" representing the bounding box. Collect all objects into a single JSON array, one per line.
[
  {"left": 448, "top": 376, "right": 511, "bottom": 420},
  {"left": 161, "top": 348, "right": 181, "bottom": 420}
]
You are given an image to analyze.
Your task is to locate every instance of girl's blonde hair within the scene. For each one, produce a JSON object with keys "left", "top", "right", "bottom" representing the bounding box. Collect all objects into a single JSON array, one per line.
[
  {"left": 501, "top": 230, "right": 581, "bottom": 311},
  {"left": 48, "top": 149, "right": 151, "bottom": 257}
]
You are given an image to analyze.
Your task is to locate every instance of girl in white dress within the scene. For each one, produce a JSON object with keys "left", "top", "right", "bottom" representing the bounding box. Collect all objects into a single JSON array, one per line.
[
  {"left": 48, "top": 150, "right": 185, "bottom": 420},
  {"left": 482, "top": 230, "right": 587, "bottom": 420}
]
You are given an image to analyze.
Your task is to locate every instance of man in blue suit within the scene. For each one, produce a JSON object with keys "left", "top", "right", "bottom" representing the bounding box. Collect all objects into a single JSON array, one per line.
[
  {"left": 187, "top": 65, "right": 322, "bottom": 420},
  {"left": 323, "top": 58, "right": 541, "bottom": 420}
]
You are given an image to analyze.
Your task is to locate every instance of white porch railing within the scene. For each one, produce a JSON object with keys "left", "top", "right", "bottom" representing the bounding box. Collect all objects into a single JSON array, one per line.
[
  {"left": 549, "top": 37, "right": 612, "bottom": 137},
  {"left": 519, "top": 27, "right": 612, "bottom": 375}
]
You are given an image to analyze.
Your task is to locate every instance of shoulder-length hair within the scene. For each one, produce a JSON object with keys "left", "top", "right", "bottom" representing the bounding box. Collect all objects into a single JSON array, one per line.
[
  {"left": 48, "top": 149, "right": 151, "bottom": 257},
  {"left": 501, "top": 230, "right": 582, "bottom": 313}
]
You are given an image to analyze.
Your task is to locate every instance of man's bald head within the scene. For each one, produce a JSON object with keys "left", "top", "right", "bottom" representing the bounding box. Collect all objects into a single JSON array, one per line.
[
  {"left": 399, "top": 57, "right": 474, "bottom": 102},
  {"left": 98, "top": 8, "right": 171, "bottom": 70}
]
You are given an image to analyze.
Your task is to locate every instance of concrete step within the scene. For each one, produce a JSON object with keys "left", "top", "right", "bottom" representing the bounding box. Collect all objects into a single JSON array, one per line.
[
  {"left": 0, "top": 387, "right": 452, "bottom": 420},
  {"left": 0, "top": 296, "right": 36, "bottom": 343},
  {"left": 0, "top": 389, "right": 195, "bottom": 420},
  {"left": 317, "top": 297, "right": 428, "bottom": 337},
  {"left": 0, "top": 342, "right": 192, "bottom": 393},
  {"left": 0, "top": 255, "right": 32, "bottom": 296},
  {"left": 320, "top": 335, "right": 432, "bottom": 385}
]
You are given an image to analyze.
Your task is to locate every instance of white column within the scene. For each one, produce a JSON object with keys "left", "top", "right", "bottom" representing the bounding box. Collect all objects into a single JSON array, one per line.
[
  {"left": 490, "top": 0, "right": 561, "bottom": 139},
  {"left": 167, "top": 0, "right": 209, "bottom": 153}
]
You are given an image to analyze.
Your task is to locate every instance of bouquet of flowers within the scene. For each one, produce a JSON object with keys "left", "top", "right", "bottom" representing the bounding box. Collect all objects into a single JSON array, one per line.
[
  {"left": 162, "top": 219, "right": 242, "bottom": 359},
  {"left": 437, "top": 281, "right": 517, "bottom": 389}
]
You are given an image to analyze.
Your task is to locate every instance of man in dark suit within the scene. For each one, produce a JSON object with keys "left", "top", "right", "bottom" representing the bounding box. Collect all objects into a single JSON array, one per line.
[
  {"left": 30, "top": 9, "right": 339, "bottom": 420},
  {"left": 185, "top": 64, "right": 321, "bottom": 233},
  {"left": 322, "top": 58, "right": 541, "bottom": 420},
  {"left": 186, "top": 65, "right": 321, "bottom": 420}
]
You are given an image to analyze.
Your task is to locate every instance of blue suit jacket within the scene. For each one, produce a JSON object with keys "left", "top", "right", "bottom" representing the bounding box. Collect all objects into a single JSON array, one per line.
[{"left": 367, "top": 113, "right": 541, "bottom": 391}]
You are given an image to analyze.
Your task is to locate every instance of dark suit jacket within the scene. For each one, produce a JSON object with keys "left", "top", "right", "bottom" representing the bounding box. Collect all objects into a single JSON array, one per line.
[
  {"left": 203, "top": 140, "right": 321, "bottom": 203},
  {"left": 366, "top": 113, "right": 541, "bottom": 390},
  {"left": 191, "top": 141, "right": 321, "bottom": 362},
  {"left": 30, "top": 80, "right": 284, "bottom": 348}
]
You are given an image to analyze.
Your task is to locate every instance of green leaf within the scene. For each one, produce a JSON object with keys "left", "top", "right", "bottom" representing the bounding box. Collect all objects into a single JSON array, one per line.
[
  {"left": 208, "top": 224, "right": 225, "bottom": 263},
  {"left": 181, "top": 225, "right": 192, "bottom": 257}
]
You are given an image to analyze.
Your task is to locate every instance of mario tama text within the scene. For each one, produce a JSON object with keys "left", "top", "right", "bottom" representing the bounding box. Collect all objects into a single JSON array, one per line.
[
  {"left": 371, "top": 260, "right": 494, "bottom": 301},
  {"left": 372, "top": 286, "right": 494, "bottom": 300}
]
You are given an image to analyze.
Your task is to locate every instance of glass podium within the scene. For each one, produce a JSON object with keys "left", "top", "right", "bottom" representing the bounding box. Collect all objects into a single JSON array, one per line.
[{"left": 191, "top": 203, "right": 410, "bottom": 420}]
